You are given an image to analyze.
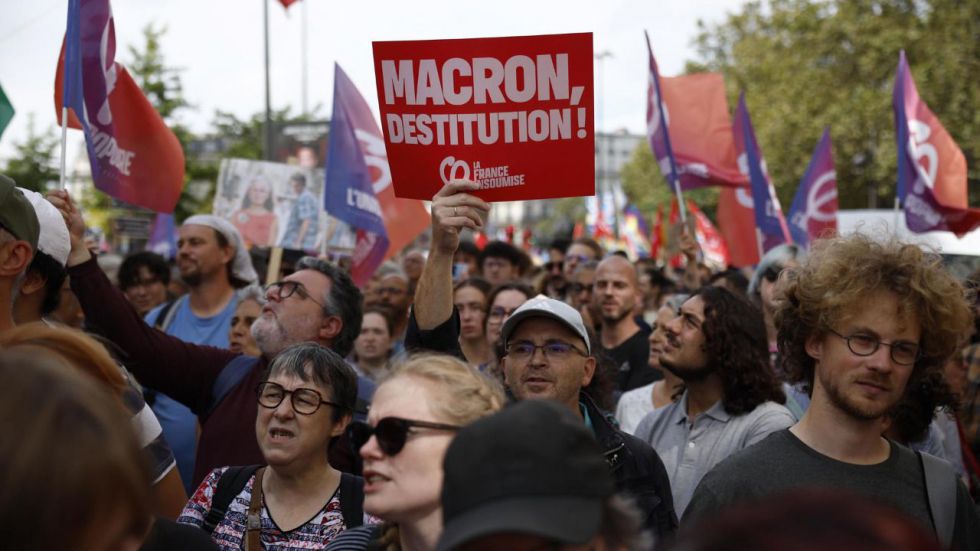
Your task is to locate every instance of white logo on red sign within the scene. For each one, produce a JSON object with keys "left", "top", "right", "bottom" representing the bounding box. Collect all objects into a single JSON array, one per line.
[{"left": 439, "top": 156, "right": 470, "bottom": 185}]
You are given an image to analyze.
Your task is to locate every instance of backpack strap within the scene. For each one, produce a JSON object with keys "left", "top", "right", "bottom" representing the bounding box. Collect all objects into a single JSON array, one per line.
[
  {"left": 152, "top": 296, "right": 184, "bottom": 331},
  {"left": 203, "top": 355, "right": 261, "bottom": 420},
  {"left": 338, "top": 472, "right": 365, "bottom": 528},
  {"left": 202, "top": 465, "right": 262, "bottom": 535},
  {"left": 918, "top": 450, "right": 956, "bottom": 548}
]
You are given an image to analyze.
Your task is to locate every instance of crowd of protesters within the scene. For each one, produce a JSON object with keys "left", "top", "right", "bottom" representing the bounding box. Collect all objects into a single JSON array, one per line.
[{"left": 1, "top": 173, "right": 979, "bottom": 550}]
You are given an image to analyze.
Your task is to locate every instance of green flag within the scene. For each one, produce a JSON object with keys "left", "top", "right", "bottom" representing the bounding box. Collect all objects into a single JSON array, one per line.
[{"left": 0, "top": 83, "right": 14, "bottom": 140}]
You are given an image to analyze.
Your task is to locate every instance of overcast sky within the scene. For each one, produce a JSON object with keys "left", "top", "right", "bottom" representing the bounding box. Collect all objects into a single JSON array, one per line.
[{"left": 0, "top": 0, "right": 749, "bottom": 165}]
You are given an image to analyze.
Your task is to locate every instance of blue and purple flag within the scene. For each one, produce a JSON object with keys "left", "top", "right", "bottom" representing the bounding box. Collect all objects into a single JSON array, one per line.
[
  {"left": 55, "top": 0, "right": 184, "bottom": 213},
  {"left": 893, "top": 51, "right": 980, "bottom": 235},
  {"left": 733, "top": 94, "right": 791, "bottom": 253},
  {"left": 146, "top": 212, "right": 177, "bottom": 259},
  {"left": 645, "top": 31, "right": 681, "bottom": 194},
  {"left": 788, "top": 128, "right": 838, "bottom": 248},
  {"left": 324, "top": 64, "right": 391, "bottom": 286}
]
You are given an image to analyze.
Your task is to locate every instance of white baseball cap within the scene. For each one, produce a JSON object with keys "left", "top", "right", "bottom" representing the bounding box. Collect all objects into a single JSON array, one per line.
[{"left": 18, "top": 188, "right": 70, "bottom": 267}]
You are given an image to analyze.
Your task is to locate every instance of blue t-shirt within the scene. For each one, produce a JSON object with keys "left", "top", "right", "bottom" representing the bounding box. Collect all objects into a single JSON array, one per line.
[{"left": 145, "top": 295, "right": 238, "bottom": 493}]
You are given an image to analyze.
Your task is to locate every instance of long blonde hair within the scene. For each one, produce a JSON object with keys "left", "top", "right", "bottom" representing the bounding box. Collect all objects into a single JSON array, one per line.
[{"left": 376, "top": 353, "right": 505, "bottom": 550}]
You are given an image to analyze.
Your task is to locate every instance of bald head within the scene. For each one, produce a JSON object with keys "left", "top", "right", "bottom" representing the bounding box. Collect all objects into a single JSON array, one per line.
[{"left": 595, "top": 255, "right": 638, "bottom": 287}]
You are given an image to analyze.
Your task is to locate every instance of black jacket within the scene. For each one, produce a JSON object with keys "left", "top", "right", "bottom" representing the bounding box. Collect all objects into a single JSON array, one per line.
[
  {"left": 581, "top": 391, "right": 679, "bottom": 541},
  {"left": 406, "top": 307, "right": 679, "bottom": 541}
]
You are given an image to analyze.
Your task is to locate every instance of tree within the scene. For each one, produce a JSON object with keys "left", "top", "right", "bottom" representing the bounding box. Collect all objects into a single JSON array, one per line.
[
  {"left": 128, "top": 24, "right": 190, "bottom": 123},
  {"left": 690, "top": 0, "right": 980, "bottom": 209},
  {"left": 3, "top": 114, "right": 59, "bottom": 192}
]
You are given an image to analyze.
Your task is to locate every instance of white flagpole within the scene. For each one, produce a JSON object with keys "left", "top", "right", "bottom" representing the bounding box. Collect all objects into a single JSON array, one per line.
[
  {"left": 58, "top": 107, "right": 69, "bottom": 190},
  {"left": 892, "top": 197, "right": 900, "bottom": 235}
]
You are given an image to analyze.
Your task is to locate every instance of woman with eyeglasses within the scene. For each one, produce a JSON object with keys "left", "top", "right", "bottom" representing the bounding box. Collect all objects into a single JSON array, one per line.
[
  {"left": 178, "top": 343, "right": 367, "bottom": 549},
  {"left": 326, "top": 353, "right": 505, "bottom": 551}
]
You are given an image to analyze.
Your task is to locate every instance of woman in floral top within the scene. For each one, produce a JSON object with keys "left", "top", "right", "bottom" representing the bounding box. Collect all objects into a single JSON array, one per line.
[{"left": 179, "top": 343, "right": 370, "bottom": 549}]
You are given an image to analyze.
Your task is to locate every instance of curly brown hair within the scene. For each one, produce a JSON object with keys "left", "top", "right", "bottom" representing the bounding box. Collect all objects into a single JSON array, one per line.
[
  {"left": 775, "top": 234, "right": 974, "bottom": 398},
  {"left": 696, "top": 286, "right": 786, "bottom": 415}
]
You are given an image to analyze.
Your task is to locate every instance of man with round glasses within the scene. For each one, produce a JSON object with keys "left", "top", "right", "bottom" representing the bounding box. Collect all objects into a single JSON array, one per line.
[{"left": 685, "top": 234, "right": 979, "bottom": 549}]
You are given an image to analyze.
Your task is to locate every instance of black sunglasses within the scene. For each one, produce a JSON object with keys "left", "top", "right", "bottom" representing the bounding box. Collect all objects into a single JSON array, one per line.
[{"left": 348, "top": 417, "right": 460, "bottom": 456}]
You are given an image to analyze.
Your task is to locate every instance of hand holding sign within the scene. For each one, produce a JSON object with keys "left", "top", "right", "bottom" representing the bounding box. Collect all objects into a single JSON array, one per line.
[{"left": 430, "top": 180, "right": 489, "bottom": 256}]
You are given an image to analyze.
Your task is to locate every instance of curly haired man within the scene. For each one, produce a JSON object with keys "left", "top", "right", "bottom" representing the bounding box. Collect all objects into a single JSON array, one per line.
[{"left": 685, "top": 234, "right": 979, "bottom": 549}]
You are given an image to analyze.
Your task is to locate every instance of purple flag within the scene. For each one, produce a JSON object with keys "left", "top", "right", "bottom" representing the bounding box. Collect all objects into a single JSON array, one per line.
[
  {"left": 644, "top": 31, "right": 681, "bottom": 193},
  {"left": 324, "top": 63, "right": 390, "bottom": 285},
  {"left": 146, "top": 212, "right": 177, "bottom": 259},
  {"left": 733, "top": 94, "right": 791, "bottom": 253},
  {"left": 788, "top": 128, "right": 838, "bottom": 248}
]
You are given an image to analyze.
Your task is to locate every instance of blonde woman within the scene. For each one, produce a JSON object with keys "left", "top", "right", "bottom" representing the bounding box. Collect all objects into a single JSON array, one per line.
[{"left": 326, "top": 353, "right": 505, "bottom": 551}]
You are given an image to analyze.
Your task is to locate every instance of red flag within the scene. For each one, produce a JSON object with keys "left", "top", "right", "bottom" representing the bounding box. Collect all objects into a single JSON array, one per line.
[
  {"left": 717, "top": 187, "right": 760, "bottom": 267},
  {"left": 688, "top": 201, "right": 730, "bottom": 267},
  {"left": 659, "top": 73, "right": 748, "bottom": 189},
  {"left": 474, "top": 232, "right": 489, "bottom": 249},
  {"left": 649, "top": 205, "right": 664, "bottom": 260},
  {"left": 55, "top": 1, "right": 184, "bottom": 214},
  {"left": 279, "top": 0, "right": 300, "bottom": 9}
]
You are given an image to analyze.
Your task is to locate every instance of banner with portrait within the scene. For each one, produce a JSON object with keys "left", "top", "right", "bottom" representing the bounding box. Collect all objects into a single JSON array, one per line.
[{"left": 214, "top": 158, "right": 355, "bottom": 252}]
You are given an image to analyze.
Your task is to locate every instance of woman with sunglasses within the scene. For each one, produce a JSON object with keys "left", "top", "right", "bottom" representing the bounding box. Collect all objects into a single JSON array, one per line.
[
  {"left": 326, "top": 353, "right": 505, "bottom": 551},
  {"left": 178, "top": 343, "right": 364, "bottom": 549}
]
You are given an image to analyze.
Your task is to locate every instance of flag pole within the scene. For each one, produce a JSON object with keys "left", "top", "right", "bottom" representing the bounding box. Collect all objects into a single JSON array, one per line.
[
  {"left": 892, "top": 197, "right": 900, "bottom": 235},
  {"left": 300, "top": 0, "right": 308, "bottom": 116},
  {"left": 58, "top": 107, "right": 69, "bottom": 190},
  {"left": 645, "top": 32, "right": 686, "bottom": 224},
  {"left": 262, "top": 0, "right": 273, "bottom": 161},
  {"left": 755, "top": 227, "right": 764, "bottom": 261}
]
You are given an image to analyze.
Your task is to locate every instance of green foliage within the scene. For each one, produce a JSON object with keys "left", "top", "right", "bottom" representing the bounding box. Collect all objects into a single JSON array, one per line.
[
  {"left": 127, "top": 24, "right": 190, "bottom": 122},
  {"left": 691, "top": 0, "right": 980, "bottom": 208},
  {"left": 2, "top": 114, "right": 59, "bottom": 192}
]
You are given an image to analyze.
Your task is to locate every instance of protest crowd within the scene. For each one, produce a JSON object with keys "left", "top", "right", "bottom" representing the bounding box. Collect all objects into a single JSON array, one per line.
[
  {"left": 2, "top": 168, "right": 980, "bottom": 550},
  {"left": 4, "top": 2, "right": 980, "bottom": 550}
]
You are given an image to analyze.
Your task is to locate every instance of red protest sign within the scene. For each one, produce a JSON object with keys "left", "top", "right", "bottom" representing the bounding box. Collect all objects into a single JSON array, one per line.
[{"left": 372, "top": 33, "right": 595, "bottom": 202}]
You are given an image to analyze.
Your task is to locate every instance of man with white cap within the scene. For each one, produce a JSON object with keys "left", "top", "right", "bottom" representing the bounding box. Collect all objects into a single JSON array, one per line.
[
  {"left": 136, "top": 214, "right": 258, "bottom": 492},
  {"left": 0, "top": 175, "right": 40, "bottom": 333},
  {"left": 12, "top": 187, "right": 71, "bottom": 325}
]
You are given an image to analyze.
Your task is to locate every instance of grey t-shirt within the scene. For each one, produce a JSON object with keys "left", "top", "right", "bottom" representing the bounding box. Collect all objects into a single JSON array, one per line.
[{"left": 684, "top": 429, "right": 980, "bottom": 550}]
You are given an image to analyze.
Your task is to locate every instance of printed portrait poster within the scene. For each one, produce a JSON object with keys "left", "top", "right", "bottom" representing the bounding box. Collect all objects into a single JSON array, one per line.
[
  {"left": 214, "top": 158, "right": 355, "bottom": 252},
  {"left": 372, "top": 33, "right": 595, "bottom": 202}
]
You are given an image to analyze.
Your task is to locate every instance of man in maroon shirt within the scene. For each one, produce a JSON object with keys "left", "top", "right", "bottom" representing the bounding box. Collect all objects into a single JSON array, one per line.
[{"left": 48, "top": 190, "right": 363, "bottom": 487}]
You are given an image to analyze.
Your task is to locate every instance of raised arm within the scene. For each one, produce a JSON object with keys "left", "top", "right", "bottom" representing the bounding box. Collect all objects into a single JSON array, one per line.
[
  {"left": 47, "top": 190, "right": 237, "bottom": 413},
  {"left": 413, "top": 180, "right": 489, "bottom": 329}
]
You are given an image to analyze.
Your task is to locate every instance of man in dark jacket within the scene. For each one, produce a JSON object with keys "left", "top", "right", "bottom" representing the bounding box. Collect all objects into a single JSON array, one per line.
[{"left": 407, "top": 180, "right": 678, "bottom": 541}]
